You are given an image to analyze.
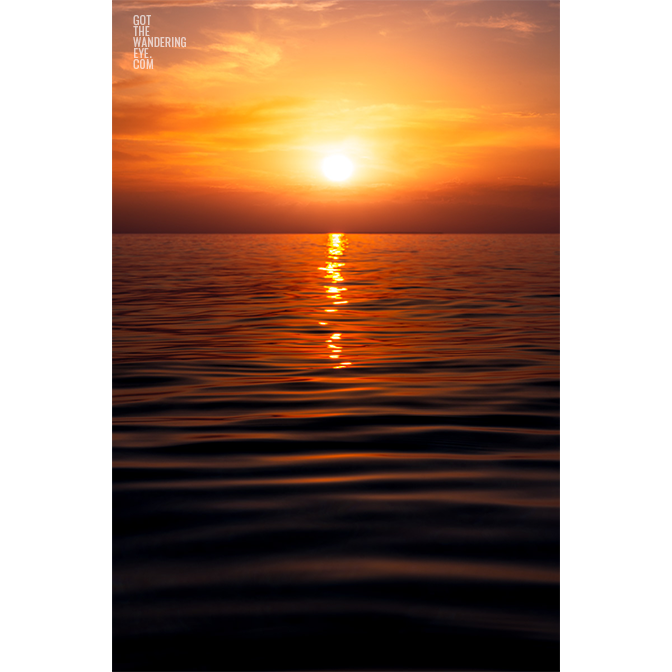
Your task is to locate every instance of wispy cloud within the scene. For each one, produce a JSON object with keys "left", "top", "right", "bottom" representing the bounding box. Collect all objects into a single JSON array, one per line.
[
  {"left": 201, "top": 31, "right": 283, "bottom": 70},
  {"left": 115, "top": 31, "right": 285, "bottom": 85},
  {"left": 113, "top": 96, "right": 309, "bottom": 140},
  {"left": 113, "top": 97, "right": 558, "bottom": 156},
  {"left": 250, "top": 1, "right": 339, "bottom": 10},
  {"left": 457, "top": 13, "right": 543, "bottom": 34},
  {"left": 112, "top": 0, "right": 338, "bottom": 8},
  {"left": 435, "top": 0, "right": 482, "bottom": 7},
  {"left": 113, "top": 75, "right": 152, "bottom": 91},
  {"left": 113, "top": 0, "right": 219, "bottom": 10},
  {"left": 422, "top": 0, "right": 481, "bottom": 24}
]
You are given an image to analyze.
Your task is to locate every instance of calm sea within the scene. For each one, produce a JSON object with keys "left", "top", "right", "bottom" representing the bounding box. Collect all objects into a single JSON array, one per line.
[{"left": 113, "top": 233, "right": 559, "bottom": 671}]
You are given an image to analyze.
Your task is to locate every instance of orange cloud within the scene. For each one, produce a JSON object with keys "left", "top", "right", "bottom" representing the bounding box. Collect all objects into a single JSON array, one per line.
[{"left": 457, "top": 12, "right": 544, "bottom": 34}]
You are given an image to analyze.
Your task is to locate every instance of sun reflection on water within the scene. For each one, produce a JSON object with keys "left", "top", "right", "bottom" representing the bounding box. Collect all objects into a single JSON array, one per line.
[{"left": 319, "top": 233, "right": 352, "bottom": 369}]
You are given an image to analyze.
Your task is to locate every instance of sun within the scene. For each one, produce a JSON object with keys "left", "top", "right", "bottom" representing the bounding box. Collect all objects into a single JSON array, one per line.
[{"left": 322, "top": 154, "right": 354, "bottom": 182}]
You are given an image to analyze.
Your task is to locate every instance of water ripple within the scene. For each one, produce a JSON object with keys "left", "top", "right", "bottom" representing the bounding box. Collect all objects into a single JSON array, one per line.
[{"left": 114, "top": 234, "right": 559, "bottom": 671}]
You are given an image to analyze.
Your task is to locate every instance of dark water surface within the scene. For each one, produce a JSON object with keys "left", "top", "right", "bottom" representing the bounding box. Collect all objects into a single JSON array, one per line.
[{"left": 113, "top": 234, "right": 559, "bottom": 671}]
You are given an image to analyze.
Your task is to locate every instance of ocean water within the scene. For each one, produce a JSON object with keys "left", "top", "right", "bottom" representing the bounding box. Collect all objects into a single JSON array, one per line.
[{"left": 113, "top": 233, "right": 559, "bottom": 671}]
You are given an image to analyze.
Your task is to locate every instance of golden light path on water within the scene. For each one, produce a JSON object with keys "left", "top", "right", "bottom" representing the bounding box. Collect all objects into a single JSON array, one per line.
[{"left": 319, "top": 233, "right": 352, "bottom": 369}]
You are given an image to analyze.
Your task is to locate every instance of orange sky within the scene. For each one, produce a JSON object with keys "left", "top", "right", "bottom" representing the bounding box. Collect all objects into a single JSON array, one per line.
[{"left": 113, "top": 1, "right": 559, "bottom": 232}]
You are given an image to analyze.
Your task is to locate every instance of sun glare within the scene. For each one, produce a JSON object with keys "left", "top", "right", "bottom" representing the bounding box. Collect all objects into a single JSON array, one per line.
[{"left": 322, "top": 154, "right": 354, "bottom": 182}]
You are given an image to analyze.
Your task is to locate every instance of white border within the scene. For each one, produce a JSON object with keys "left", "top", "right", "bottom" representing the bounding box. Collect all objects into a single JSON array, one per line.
[
  {"left": 2, "top": 1, "right": 111, "bottom": 670},
  {"left": 561, "top": 1, "right": 672, "bottom": 671}
]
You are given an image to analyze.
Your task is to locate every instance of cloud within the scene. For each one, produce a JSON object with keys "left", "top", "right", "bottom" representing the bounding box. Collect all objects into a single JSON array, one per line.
[
  {"left": 250, "top": 2, "right": 295, "bottom": 7},
  {"left": 113, "top": 149, "right": 155, "bottom": 162},
  {"left": 201, "top": 31, "right": 282, "bottom": 69},
  {"left": 113, "top": 75, "right": 151, "bottom": 90},
  {"left": 113, "top": 31, "right": 284, "bottom": 94},
  {"left": 436, "top": 0, "right": 482, "bottom": 7},
  {"left": 112, "top": 0, "right": 219, "bottom": 10},
  {"left": 422, "top": 0, "right": 481, "bottom": 24},
  {"left": 297, "top": 1, "right": 339, "bottom": 9},
  {"left": 112, "top": 97, "right": 558, "bottom": 174},
  {"left": 113, "top": 96, "right": 310, "bottom": 140},
  {"left": 457, "top": 13, "right": 543, "bottom": 34},
  {"left": 112, "top": 0, "right": 341, "bottom": 8},
  {"left": 250, "top": 1, "right": 339, "bottom": 10},
  {"left": 123, "top": 31, "right": 286, "bottom": 87}
]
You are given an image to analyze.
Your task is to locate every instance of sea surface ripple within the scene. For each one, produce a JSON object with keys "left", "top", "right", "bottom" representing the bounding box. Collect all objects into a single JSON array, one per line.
[{"left": 113, "top": 233, "right": 559, "bottom": 671}]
